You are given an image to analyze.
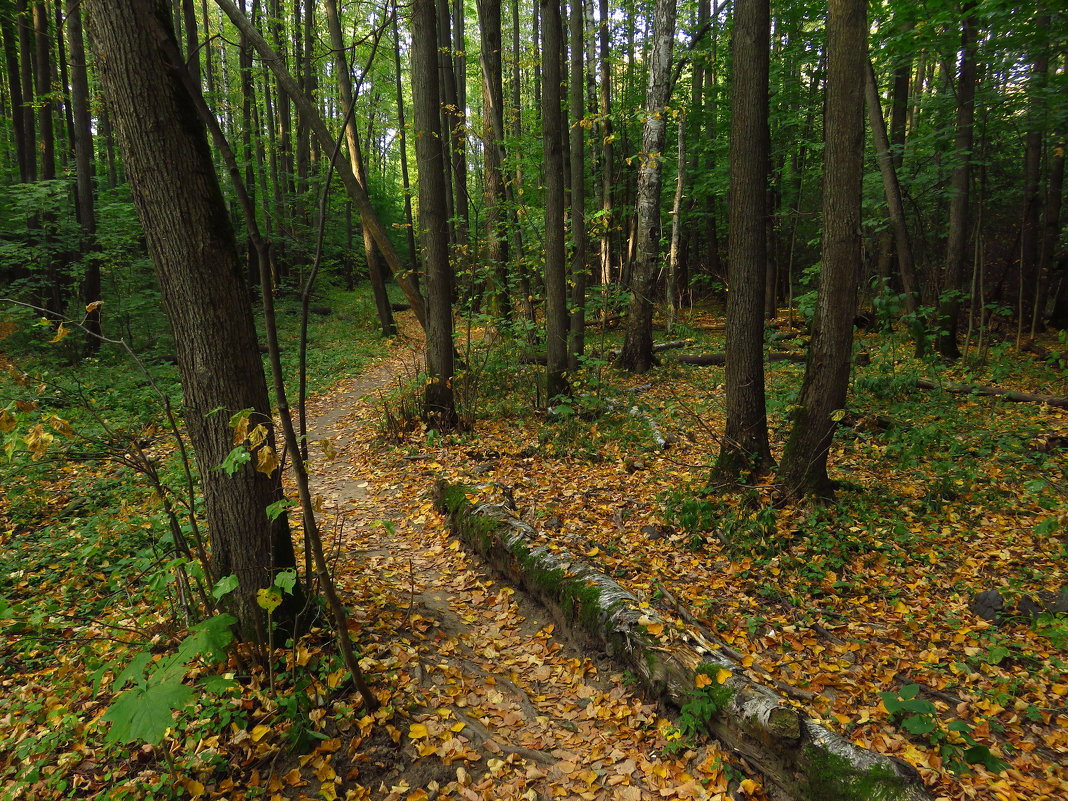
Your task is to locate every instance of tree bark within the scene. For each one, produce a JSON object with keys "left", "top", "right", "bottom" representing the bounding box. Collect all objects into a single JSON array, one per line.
[
  {"left": 566, "top": 0, "right": 586, "bottom": 371},
  {"left": 392, "top": 0, "right": 420, "bottom": 287},
  {"left": 412, "top": 0, "right": 457, "bottom": 428},
  {"left": 0, "top": 7, "right": 31, "bottom": 182},
  {"left": 777, "top": 0, "right": 866, "bottom": 502},
  {"left": 617, "top": 0, "right": 676, "bottom": 373},
  {"left": 715, "top": 0, "right": 772, "bottom": 481},
  {"left": 87, "top": 0, "right": 304, "bottom": 640}
]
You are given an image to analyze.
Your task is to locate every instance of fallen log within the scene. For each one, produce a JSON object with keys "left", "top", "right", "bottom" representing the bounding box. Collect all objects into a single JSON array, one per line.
[
  {"left": 433, "top": 480, "right": 932, "bottom": 801},
  {"left": 1021, "top": 340, "right": 1066, "bottom": 366},
  {"left": 670, "top": 352, "right": 806, "bottom": 366},
  {"left": 523, "top": 341, "right": 693, "bottom": 366},
  {"left": 914, "top": 379, "right": 1068, "bottom": 409}
]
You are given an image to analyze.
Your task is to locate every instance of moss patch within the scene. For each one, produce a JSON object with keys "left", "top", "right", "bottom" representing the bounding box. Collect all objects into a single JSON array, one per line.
[{"left": 803, "top": 744, "right": 909, "bottom": 801}]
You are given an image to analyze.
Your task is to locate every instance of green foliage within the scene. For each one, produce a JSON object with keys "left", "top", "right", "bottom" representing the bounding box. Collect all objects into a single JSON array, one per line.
[
  {"left": 879, "top": 684, "right": 1009, "bottom": 775},
  {"left": 663, "top": 664, "right": 734, "bottom": 754}
]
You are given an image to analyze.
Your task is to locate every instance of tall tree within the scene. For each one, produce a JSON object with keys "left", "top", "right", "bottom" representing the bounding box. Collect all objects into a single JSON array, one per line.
[
  {"left": 86, "top": 0, "right": 305, "bottom": 639},
  {"left": 1019, "top": 9, "right": 1050, "bottom": 332},
  {"left": 541, "top": 0, "right": 568, "bottom": 399},
  {"left": 715, "top": 0, "right": 772, "bottom": 481},
  {"left": 617, "top": 0, "right": 676, "bottom": 373},
  {"left": 777, "top": 0, "right": 866, "bottom": 501},
  {"left": 412, "top": 0, "right": 457, "bottom": 428},
  {"left": 566, "top": 0, "right": 585, "bottom": 371},
  {"left": 934, "top": 5, "right": 979, "bottom": 359}
]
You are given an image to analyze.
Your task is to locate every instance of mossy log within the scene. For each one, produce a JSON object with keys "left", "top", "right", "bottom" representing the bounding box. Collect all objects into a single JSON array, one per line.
[
  {"left": 433, "top": 480, "right": 932, "bottom": 801},
  {"left": 669, "top": 352, "right": 806, "bottom": 366},
  {"left": 915, "top": 378, "right": 1068, "bottom": 409}
]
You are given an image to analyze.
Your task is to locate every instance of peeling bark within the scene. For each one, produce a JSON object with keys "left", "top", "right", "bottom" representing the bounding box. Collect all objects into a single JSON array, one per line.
[{"left": 434, "top": 480, "right": 932, "bottom": 801}]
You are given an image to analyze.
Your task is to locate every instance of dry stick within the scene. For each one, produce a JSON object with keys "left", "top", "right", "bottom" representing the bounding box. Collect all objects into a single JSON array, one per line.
[
  {"left": 169, "top": 38, "right": 378, "bottom": 710},
  {"left": 449, "top": 707, "right": 556, "bottom": 766}
]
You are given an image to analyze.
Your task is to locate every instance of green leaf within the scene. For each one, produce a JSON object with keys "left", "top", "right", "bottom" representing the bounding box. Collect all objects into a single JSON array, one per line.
[
  {"left": 963, "top": 745, "right": 1009, "bottom": 773},
  {"left": 902, "top": 714, "right": 937, "bottom": 735},
  {"left": 257, "top": 587, "right": 282, "bottom": 614},
  {"left": 217, "top": 446, "right": 251, "bottom": 476},
  {"left": 199, "top": 674, "right": 238, "bottom": 694},
  {"left": 113, "top": 652, "right": 152, "bottom": 692},
  {"left": 174, "top": 614, "right": 235, "bottom": 666},
  {"left": 265, "top": 498, "right": 295, "bottom": 521},
  {"left": 102, "top": 680, "right": 194, "bottom": 744},
  {"left": 985, "top": 645, "right": 1010, "bottom": 665},
  {"left": 212, "top": 574, "right": 239, "bottom": 600},
  {"left": 273, "top": 568, "right": 297, "bottom": 595},
  {"left": 898, "top": 683, "right": 920, "bottom": 700}
]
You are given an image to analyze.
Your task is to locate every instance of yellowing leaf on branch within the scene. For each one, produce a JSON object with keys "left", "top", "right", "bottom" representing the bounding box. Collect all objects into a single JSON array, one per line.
[
  {"left": 23, "top": 424, "right": 53, "bottom": 460},
  {"left": 256, "top": 588, "right": 282, "bottom": 614},
  {"left": 256, "top": 446, "right": 280, "bottom": 476},
  {"left": 0, "top": 408, "right": 15, "bottom": 434},
  {"left": 49, "top": 323, "right": 70, "bottom": 343}
]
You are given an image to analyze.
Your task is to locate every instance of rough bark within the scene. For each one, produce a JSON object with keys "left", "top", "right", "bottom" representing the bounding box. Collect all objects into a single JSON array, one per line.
[
  {"left": 0, "top": 8, "right": 31, "bottom": 182},
  {"left": 392, "top": 0, "right": 420, "bottom": 287},
  {"left": 617, "top": 0, "right": 676, "bottom": 373},
  {"left": 777, "top": 0, "right": 866, "bottom": 501},
  {"left": 87, "top": 0, "right": 303, "bottom": 640},
  {"left": 412, "top": 0, "right": 457, "bottom": 428},
  {"left": 566, "top": 0, "right": 586, "bottom": 371},
  {"left": 434, "top": 481, "right": 932, "bottom": 801},
  {"left": 716, "top": 0, "right": 772, "bottom": 481},
  {"left": 1019, "top": 12, "right": 1049, "bottom": 332}
]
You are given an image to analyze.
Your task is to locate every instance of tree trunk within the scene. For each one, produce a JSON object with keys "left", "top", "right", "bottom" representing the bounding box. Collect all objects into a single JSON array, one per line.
[
  {"left": 65, "top": 1, "right": 100, "bottom": 348},
  {"left": 87, "top": 0, "right": 304, "bottom": 640},
  {"left": 542, "top": 0, "right": 568, "bottom": 399},
  {"left": 864, "top": 59, "right": 919, "bottom": 317},
  {"left": 392, "top": 0, "right": 420, "bottom": 287},
  {"left": 566, "top": 0, "right": 586, "bottom": 371},
  {"left": 934, "top": 6, "right": 979, "bottom": 359},
  {"left": 716, "top": 0, "right": 772, "bottom": 481},
  {"left": 412, "top": 0, "right": 457, "bottom": 429},
  {"left": 16, "top": 0, "right": 36, "bottom": 181},
  {"left": 777, "top": 0, "right": 866, "bottom": 502},
  {"left": 322, "top": 0, "right": 396, "bottom": 337},
  {"left": 617, "top": 0, "right": 676, "bottom": 373},
  {"left": 1020, "top": 16, "right": 1049, "bottom": 333},
  {"left": 477, "top": 0, "right": 511, "bottom": 321},
  {"left": 596, "top": 0, "right": 614, "bottom": 288},
  {"left": 213, "top": 0, "right": 427, "bottom": 330},
  {"left": 1, "top": 7, "right": 32, "bottom": 182}
]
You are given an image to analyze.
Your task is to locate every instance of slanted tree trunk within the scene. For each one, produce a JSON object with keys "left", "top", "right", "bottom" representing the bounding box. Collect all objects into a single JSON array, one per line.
[
  {"left": 566, "top": 0, "right": 586, "bottom": 371},
  {"left": 322, "top": 0, "right": 396, "bottom": 337},
  {"left": 777, "top": 0, "right": 866, "bottom": 501},
  {"left": 412, "top": 0, "right": 457, "bottom": 429},
  {"left": 87, "top": 0, "right": 304, "bottom": 640},
  {"left": 715, "top": 0, "right": 772, "bottom": 482},
  {"left": 934, "top": 5, "right": 979, "bottom": 359},
  {"left": 541, "top": 0, "right": 568, "bottom": 400},
  {"left": 617, "top": 0, "right": 676, "bottom": 373},
  {"left": 864, "top": 58, "right": 919, "bottom": 318}
]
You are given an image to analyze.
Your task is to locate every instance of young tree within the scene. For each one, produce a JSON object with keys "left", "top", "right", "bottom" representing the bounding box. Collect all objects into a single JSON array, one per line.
[
  {"left": 566, "top": 0, "right": 586, "bottom": 371},
  {"left": 777, "top": 0, "right": 866, "bottom": 501},
  {"left": 617, "top": 0, "right": 676, "bottom": 373},
  {"left": 715, "top": 0, "right": 772, "bottom": 481},
  {"left": 412, "top": 0, "right": 457, "bottom": 428},
  {"left": 86, "top": 0, "right": 305, "bottom": 640}
]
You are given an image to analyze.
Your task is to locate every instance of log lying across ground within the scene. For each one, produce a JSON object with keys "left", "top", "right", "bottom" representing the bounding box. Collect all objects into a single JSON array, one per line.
[
  {"left": 915, "top": 378, "right": 1068, "bottom": 409},
  {"left": 669, "top": 351, "right": 806, "bottom": 366},
  {"left": 433, "top": 480, "right": 931, "bottom": 801}
]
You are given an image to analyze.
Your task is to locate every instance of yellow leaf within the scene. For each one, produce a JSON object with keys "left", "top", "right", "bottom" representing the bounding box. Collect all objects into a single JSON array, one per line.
[
  {"left": 257, "top": 587, "right": 282, "bottom": 614},
  {"left": 256, "top": 446, "right": 280, "bottom": 476},
  {"left": 85, "top": 300, "right": 103, "bottom": 313},
  {"left": 450, "top": 721, "right": 466, "bottom": 732},
  {"left": 741, "top": 654, "right": 755, "bottom": 668},
  {"left": 47, "top": 415, "right": 73, "bottom": 438},
  {"left": 646, "top": 622, "right": 665, "bottom": 637},
  {"left": 408, "top": 723, "right": 429, "bottom": 739},
  {"left": 893, "top": 601, "right": 908, "bottom": 614},
  {"left": 406, "top": 791, "right": 429, "bottom": 801},
  {"left": 716, "top": 668, "right": 733, "bottom": 685},
  {"left": 23, "top": 424, "right": 53, "bottom": 460},
  {"left": 1051, "top": 684, "right": 1067, "bottom": 697},
  {"left": 251, "top": 724, "right": 271, "bottom": 742},
  {"left": 49, "top": 323, "right": 70, "bottom": 343},
  {"left": 739, "top": 778, "right": 760, "bottom": 795},
  {"left": 830, "top": 409, "right": 846, "bottom": 422},
  {"left": 183, "top": 778, "right": 206, "bottom": 797},
  {"left": 0, "top": 408, "right": 14, "bottom": 434},
  {"left": 247, "top": 423, "right": 268, "bottom": 449}
]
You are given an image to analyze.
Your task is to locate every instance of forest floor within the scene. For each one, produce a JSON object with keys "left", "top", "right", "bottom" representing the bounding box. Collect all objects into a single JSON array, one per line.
[{"left": 2, "top": 299, "right": 1066, "bottom": 801}]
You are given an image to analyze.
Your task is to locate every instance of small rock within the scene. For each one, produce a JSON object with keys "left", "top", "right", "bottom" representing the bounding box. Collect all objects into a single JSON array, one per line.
[
  {"left": 625, "top": 459, "right": 646, "bottom": 473},
  {"left": 544, "top": 516, "right": 563, "bottom": 531},
  {"left": 970, "top": 589, "right": 1005, "bottom": 622},
  {"left": 641, "top": 524, "right": 668, "bottom": 541},
  {"left": 1017, "top": 595, "right": 1042, "bottom": 620}
]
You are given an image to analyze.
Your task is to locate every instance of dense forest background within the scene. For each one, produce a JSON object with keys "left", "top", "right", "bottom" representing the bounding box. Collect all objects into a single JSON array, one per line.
[{"left": 0, "top": 0, "right": 1066, "bottom": 800}]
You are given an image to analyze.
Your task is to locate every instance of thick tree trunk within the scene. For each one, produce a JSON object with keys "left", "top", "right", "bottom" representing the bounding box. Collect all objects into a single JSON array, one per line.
[
  {"left": 435, "top": 482, "right": 932, "bottom": 801},
  {"left": 617, "top": 0, "right": 676, "bottom": 373},
  {"left": 716, "top": 0, "right": 773, "bottom": 481},
  {"left": 541, "top": 0, "right": 568, "bottom": 400},
  {"left": 412, "top": 0, "right": 457, "bottom": 429},
  {"left": 934, "top": 7, "right": 979, "bottom": 359},
  {"left": 777, "top": 0, "right": 866, "bottom": 501},
  {"left": 87, "top": 0, "right": 304, "bottom": 640}
]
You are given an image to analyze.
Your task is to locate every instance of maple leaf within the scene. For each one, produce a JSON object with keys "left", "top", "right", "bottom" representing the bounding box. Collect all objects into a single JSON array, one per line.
[
  {"left": 255, "top": 446, "right": 280, "bottom": 476},
  {"left": 102, "top": 680, "right": 194, "bottom": 744}
]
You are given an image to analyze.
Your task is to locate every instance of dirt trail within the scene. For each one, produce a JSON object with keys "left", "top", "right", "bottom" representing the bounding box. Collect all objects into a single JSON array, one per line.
[{"left": 296, "top": 325, "right": 747, "bottom": 801}]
